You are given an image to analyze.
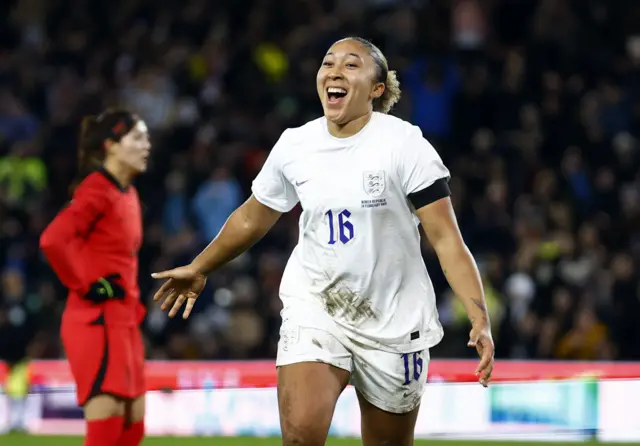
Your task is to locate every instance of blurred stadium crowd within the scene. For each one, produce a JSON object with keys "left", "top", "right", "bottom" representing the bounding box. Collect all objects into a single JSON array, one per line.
[{"left": 1, "top": 0, "right": 640, "bottom": 365}]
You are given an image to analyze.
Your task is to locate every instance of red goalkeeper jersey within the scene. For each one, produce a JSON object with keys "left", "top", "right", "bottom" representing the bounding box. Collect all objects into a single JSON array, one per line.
[{"left": 40, "top": 168, "right": 145, "bottom": 326}]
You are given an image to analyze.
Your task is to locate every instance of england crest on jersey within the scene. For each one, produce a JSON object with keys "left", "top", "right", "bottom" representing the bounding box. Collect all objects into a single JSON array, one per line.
[{"left": 363, "top": 170, "right": 386, "bottom": 197}]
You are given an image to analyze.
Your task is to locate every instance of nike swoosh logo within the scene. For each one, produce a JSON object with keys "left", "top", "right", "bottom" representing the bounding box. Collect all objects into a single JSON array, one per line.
[{"left": 295, "top": 180, "right": 309, "bottom": 186}]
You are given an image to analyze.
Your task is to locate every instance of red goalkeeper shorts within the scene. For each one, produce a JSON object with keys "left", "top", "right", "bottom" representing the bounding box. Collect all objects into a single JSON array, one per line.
[{"left": 61, "top": 316, "right": 146, "bottom": 406}]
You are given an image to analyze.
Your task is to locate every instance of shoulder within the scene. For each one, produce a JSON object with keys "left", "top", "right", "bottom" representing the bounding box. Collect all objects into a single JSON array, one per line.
[
  {"left": 269, "top": 117, "right": 326, "bottom": 163},
  {"left": 287, "top": 116, "right": 326, "bottom": 135},
  {"left": 378, "top": 114, "right": 437, "bottom": 152},
  {"left": 367, "top": 113, "right": 428, "bottom": 159},
  {"left": 278, "top": 117, "right": 326, "bottom": 148},
  {"left": 72, "top": 172, "right": 114, "bottom": 205},
  {"left": 74, "top": 172, "right": 107, "bottom": 195},
  {"left": 374, "top": 113, "right": 421, "bottom": 141},
  {"left": 381, "top": 116, "right": 446, "bottom": 174}
]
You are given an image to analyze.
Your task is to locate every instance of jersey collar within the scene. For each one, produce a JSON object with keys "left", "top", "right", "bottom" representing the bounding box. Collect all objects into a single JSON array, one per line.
[{"left": 98, "top": 167, "right": 129, "bottom": 193}]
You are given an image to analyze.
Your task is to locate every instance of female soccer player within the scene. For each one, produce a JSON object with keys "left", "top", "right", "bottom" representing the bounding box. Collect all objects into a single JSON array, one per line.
[
  {"left": 152, "top": 37, "right": 495, "bottom": 446},
  {"left": 40, "top": 109, "right": 151, "bottom": 446}
]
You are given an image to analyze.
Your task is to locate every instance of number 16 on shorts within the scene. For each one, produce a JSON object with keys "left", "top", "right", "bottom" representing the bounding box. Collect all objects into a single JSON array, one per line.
[{"left": 402, "top": 351, "right": 424, "bottom": 385}]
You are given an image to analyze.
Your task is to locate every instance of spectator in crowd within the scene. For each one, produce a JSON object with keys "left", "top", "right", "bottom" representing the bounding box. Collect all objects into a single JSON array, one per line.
[{"left": 192, "top": 166, "right": 243, "bottom": 245}]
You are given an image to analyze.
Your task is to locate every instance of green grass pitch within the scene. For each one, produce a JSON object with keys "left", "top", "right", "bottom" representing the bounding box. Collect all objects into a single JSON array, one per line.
[{"left": 1, "top": 435, "right": 636, "bottom": 446}]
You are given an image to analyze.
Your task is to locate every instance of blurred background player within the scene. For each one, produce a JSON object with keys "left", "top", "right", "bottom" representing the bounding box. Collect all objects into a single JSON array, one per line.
[
  {"left": 0, "top": 309, "right": 33, "bottom": 434},
  {"left": 39, "top": 109, "right": 151, "bottom": 446},
  {"left": 152, "top": 37, "right": 494, "bottom": 446}
]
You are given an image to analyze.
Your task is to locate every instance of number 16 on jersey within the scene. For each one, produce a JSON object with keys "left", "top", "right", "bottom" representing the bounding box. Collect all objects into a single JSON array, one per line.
[{"left": 325, "top": 209, "right": 354, "bottom": 245}]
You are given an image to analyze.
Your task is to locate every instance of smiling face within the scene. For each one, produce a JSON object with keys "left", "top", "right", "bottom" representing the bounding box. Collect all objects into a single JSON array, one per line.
[
  {"left": 316, "top": 39, "right": 385, "bottom": 125},
  {"left": 106, "top": 120, "right": 152, "bottom": 174}
]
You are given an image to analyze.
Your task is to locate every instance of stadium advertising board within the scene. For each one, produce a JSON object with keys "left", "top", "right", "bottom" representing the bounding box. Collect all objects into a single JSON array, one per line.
[
  {"left": 2, "top": 359, "right": 639, "bottom": 390},
  {"left": 597, "top": 379, "right": 640, "bottom": 442},
  {"left": 0, "top": 382, "right": 599, "bottom": 440},
  {"left": 1, "top": 361, "right": 638, "bottom": 441}
]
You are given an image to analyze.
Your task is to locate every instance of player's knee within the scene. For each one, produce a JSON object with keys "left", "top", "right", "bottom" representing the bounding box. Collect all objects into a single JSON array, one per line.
[
  {"left": 281, "top": 419, "right": 326, "bottom": 446},
  {"left": 279, "top": 394, "right": 334, "bottom": 446},
  {"left": 280, "top": 403, "right": 331, "bottom": 446},
  {"left": 279, "top": 390, "right": 335, "bottom": 446},
  {"left": 361, "top": 424, "right": 415, "bottom": 446}
]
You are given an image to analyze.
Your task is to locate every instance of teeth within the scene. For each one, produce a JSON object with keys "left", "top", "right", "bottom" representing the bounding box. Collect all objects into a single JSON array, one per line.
[{"left": 327, "top": 87, "right": 347, "bottom": 94}]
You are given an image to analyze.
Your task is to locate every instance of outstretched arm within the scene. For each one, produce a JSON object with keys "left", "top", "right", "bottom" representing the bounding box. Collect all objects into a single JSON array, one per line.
[
  {"left": 152, "top": 195, "right": 283, "bottom": 318},
  {"left": 190, "top": 195, "right": 282, "bottom": 275},
  {"left": 153, "top": 129, "right": 296, "bottom": 318},
  {"left": 416, "top": 196, "right": 494, "bottom": 386}
]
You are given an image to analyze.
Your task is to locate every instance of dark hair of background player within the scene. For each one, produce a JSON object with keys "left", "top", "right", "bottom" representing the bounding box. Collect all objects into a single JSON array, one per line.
[{"left": 71, "top": 109, "right": 138, "bottom": 195}]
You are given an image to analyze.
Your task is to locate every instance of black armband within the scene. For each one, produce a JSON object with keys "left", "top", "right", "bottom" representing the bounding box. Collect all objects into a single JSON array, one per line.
[{"left": 407, "top": 177, "right": 451, "bottom": 210}]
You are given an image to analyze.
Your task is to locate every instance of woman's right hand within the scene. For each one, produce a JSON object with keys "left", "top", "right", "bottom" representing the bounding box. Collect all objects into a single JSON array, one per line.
[{"left": 151, "top": 265, "right": 207, "bottom": 319}]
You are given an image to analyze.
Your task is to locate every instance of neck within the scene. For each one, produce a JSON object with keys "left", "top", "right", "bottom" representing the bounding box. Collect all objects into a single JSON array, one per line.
[
  {"left": 327, "top": 110, "right": 373, "bottom": 138},
  {"left": 102, "top": 159, "right": 133, "bottom": 188}
]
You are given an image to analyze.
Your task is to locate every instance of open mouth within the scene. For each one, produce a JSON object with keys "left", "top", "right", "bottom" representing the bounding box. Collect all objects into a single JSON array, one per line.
[{"left": 326, "top": 87, "right": 348, "bottom": 105}]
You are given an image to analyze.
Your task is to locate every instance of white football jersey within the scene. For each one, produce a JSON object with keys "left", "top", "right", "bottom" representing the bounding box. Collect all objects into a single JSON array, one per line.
[{"left": 252, "top": 112, "right": 450, "bottom": 353}]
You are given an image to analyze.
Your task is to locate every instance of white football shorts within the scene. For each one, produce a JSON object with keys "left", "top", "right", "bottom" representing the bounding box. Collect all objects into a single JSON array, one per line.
[{"left": 276, "top": 303, "right": 429, "bottom": 414}]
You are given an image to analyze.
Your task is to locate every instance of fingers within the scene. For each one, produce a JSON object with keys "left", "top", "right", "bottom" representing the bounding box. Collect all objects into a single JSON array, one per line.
[
  {"left": 160, "top": 289, "right": 178, "bottom": 311},
  {"left": 475, "top": 338, "right": 495, "bottom": 387},
  {"left": 151, "top": 270, "right": 172, "bottom": 279},
  {"left": 161, "top": 292, "right": 196, "bottom": 319},
  {"left": 152, "top": 266, "right": 192, "bottom": 280},
  {"left": 480, "top": 361, "right": 494, "bottom": 387},
  {"left": 168, "top": 294, "right": 186, "bottom": 318},
  {"left": 476, "top": 350, "right": 491, "bottom": 376},
  {"left": 183, "top": 295, "right": 197, "bottom": 319},
  {"left": 152, "top": 279, "right": 174, "bottom": 302}
]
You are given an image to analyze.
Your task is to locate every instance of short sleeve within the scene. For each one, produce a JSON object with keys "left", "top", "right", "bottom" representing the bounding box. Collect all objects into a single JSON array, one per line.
[
  {"left": 251, "top": 130, "right": 299, "bottom": 213},
  {"left": 396, "top": 126, "right": 451, "bottom": 210}
]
